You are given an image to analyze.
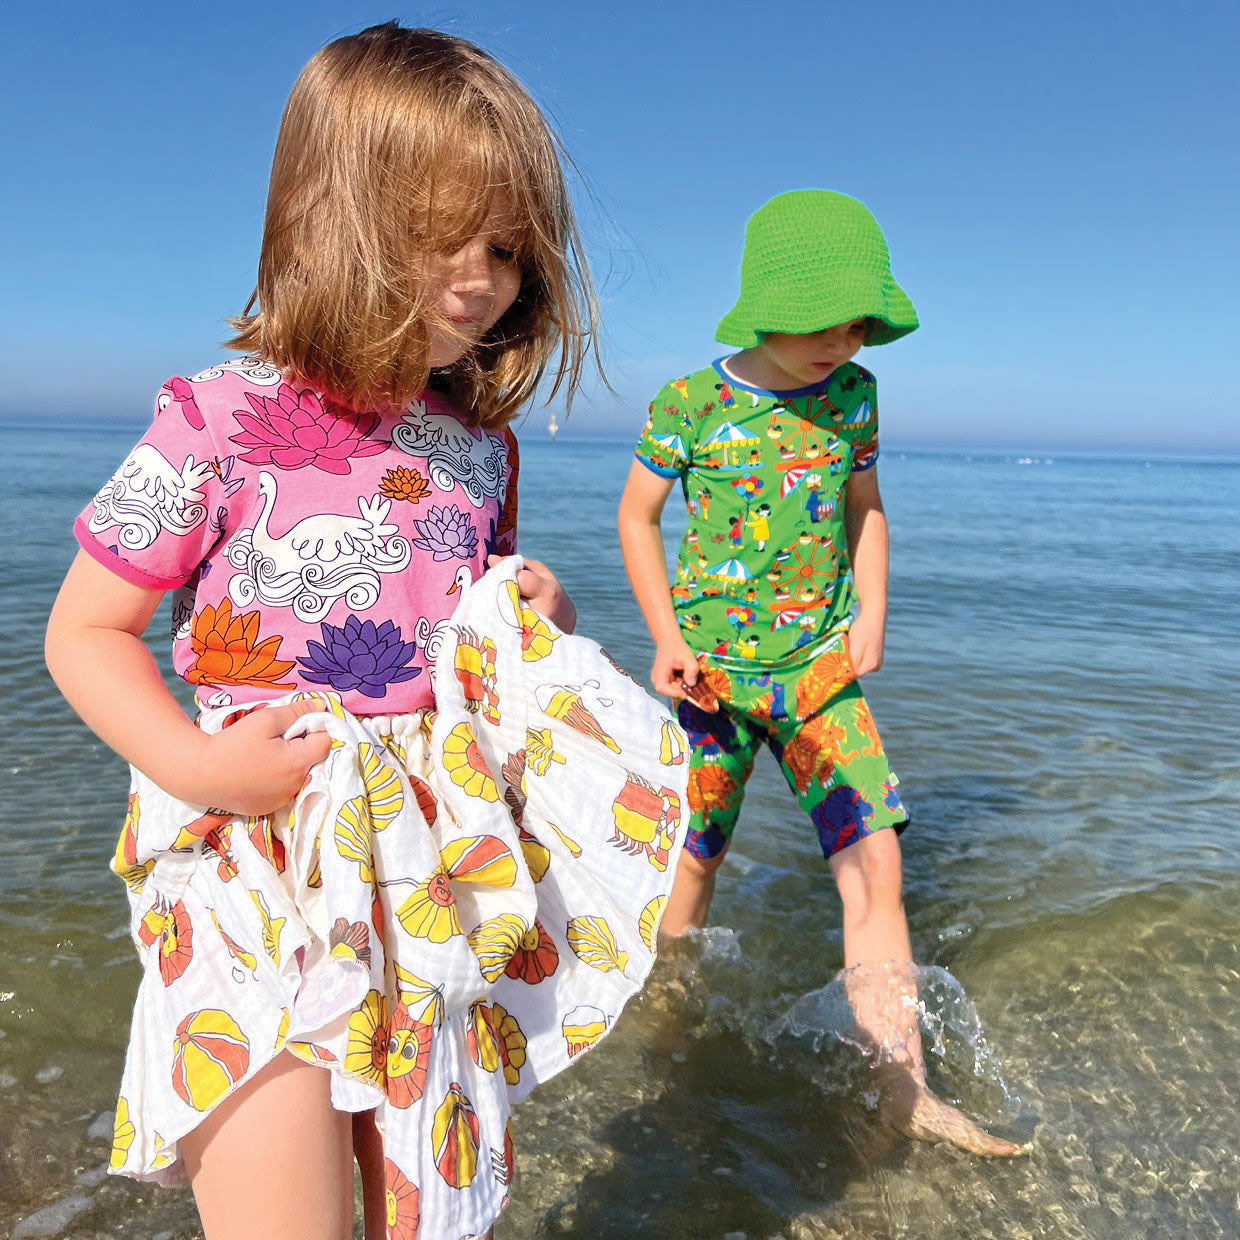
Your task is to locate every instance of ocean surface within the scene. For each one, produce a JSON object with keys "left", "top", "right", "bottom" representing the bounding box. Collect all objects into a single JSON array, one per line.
[{"left": 2, "top": 416, "right": 1238, "bottom": 1239}]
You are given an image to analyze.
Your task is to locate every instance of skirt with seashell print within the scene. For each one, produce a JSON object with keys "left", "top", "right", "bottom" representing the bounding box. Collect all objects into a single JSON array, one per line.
[{"left": 107, "top": 556, "right": 689, "bottom": 1240}]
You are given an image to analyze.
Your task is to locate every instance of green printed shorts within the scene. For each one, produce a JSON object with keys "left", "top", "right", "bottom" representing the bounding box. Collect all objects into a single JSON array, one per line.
[{"left": 676, "top": 635, "right": 909, "bottom": 859}]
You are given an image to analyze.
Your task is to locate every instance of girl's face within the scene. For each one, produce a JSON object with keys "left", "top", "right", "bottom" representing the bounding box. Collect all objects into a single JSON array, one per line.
[{"left": 428, "top": 194, "right": 524, "bottom": 368}]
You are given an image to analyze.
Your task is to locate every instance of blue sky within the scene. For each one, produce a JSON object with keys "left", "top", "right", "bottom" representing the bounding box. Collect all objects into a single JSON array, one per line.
[{"left": 1, "top": 1, "right": 1235, "bottom": 451}]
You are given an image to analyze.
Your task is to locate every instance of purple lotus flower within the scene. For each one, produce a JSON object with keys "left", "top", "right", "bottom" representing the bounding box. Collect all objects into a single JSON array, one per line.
[
  {"left": 411, "top": 505, "right": 478, "bottom": 561},
  {"left": 812, "top": 786, "right": 874, "bottom": 855},
  {"left": 297, "top": 617, "right": 421, "bottom": 698}
]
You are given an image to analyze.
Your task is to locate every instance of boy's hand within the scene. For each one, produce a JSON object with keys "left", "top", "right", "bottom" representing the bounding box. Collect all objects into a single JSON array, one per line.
[
  {"left": 200, "top": 699, "right": 333, "bottom": 815},
  {"left": 653, "top": 635, "right": 716, "bottom": 710},
  {"left": 847, "top": 613, "right": 885, "bottom": 677},
  {"left": 490, "top": 555, "right": 577, "bottom": 633}
]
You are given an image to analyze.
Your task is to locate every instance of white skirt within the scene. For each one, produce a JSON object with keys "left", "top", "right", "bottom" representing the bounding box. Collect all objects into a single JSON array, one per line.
[{"left": 108, "top": 558, "right": 689, "bottom": 1240}]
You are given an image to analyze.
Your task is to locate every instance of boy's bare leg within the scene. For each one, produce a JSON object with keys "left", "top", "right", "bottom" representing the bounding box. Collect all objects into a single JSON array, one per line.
[
  {"left": 659, "top": 848, "right": 727, "bottom": 937},
  {"left": 831, "top": 830, "right": 1022, "bottom": 1156}
]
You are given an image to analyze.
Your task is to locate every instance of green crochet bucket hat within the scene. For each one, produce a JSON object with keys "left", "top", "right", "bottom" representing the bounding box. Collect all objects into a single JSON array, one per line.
[{"left": 716, "top": 189, "right": 919, "bottom": 348}]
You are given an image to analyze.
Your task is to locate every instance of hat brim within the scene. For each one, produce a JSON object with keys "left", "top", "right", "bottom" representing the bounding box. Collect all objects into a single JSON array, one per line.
[{"left": 716, "top": 280, "right": 919, "bottom": 348}]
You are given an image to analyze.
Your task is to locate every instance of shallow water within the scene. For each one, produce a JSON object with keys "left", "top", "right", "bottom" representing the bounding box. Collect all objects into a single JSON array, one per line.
[{"left": 2, "top": 421, "right": 1238, "bottom": 1237}]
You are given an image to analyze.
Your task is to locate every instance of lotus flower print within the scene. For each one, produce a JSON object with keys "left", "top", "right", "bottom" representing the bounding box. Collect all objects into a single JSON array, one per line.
[
  {"left": 297, "top": 617, "right": 421, "bottom": 698},
  {"left": 230, "top": 383, "right": 385, "bottom": 474},
  {"left": 411, "top": 505, "right": 478, "bottom": 561}
]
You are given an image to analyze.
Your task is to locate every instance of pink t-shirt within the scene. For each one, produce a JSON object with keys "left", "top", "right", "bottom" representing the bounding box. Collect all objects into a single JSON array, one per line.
[{"left": 76, "top": 357, "right": 518, "bottom": 715}]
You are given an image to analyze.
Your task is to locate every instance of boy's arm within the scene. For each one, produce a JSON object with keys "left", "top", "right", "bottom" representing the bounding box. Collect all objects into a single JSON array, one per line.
[
  {"left": 843, "top": 466, "right": 889, "bottom": 675},
  {"left": 617, "top": 460, "right": 701, "bottom": 700},
  {"left": 45, "top": 551, "right": 331, "bottom": 813}
]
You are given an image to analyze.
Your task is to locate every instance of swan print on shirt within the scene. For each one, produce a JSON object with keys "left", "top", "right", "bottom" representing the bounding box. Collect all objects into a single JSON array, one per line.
[
  {"left": 391, "top": 402, "right": 508, "bottom": 508},
  {"left": 75, "top": 362, "right": 519, "bottom": 717},
  {"left": 86, "top": 444, "right": 216, "bottom": 551},
  {"left": 226, "top": 473, "right": 413, "bottom": 622}
]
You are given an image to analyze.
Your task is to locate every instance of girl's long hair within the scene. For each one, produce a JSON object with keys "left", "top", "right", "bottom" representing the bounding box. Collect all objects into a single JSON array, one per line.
[{"left": 227, "top": 23, "right": 597, "bottom": 428}]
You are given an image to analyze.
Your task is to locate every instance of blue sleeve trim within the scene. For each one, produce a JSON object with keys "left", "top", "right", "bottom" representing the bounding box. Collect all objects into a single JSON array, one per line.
[{"left": 633, "top": 451, "right": 682, "bottom": 479}]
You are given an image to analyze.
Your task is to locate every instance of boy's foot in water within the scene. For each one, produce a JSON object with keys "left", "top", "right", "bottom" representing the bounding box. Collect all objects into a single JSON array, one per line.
[{"left": 878, "top": 1082, "right": 1024, "bottom": 1156}]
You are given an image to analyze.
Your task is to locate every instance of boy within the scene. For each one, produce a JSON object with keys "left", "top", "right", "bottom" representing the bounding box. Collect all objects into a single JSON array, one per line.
[{"left": 618, "top": 190, "right": 1019, "bottom": 1155}]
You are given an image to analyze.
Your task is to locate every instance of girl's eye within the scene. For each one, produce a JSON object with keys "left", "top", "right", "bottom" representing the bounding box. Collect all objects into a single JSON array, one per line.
[{"left": 490, "top": 245, "right": 518, "bottom": 264}]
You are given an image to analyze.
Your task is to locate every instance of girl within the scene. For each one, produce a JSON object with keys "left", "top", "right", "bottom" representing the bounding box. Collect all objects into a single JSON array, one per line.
[{"left": 46, "top": 24, "right": 686, "bottom": 1240}]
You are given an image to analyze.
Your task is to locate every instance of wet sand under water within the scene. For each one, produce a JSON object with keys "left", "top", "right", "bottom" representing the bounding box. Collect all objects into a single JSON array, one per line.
[{"left": 7, "top": 883, "right": 1240, "bottom": 1240}]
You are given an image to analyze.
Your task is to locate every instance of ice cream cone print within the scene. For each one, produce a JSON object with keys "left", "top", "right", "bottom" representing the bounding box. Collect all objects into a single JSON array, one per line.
[{"left": 561, "top": 1004, "right": 608, "bottom": 1058}]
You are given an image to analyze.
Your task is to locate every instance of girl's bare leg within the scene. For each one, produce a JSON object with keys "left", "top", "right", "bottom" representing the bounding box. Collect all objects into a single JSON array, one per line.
[
  {"left": 353, "top": 1109, "right": 387, "bottom": 1240},
  {"left": 179, "top": 1051, "right": 355, "bottom": 1239},
  {"left": 832, "top": 830, "right": 1022, "bottom": 1156}
]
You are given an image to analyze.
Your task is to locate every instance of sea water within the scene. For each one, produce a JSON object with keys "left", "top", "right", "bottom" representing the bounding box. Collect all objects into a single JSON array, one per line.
[{"left": 2, "top": 418, "right": 1238, "bottom": 1238}]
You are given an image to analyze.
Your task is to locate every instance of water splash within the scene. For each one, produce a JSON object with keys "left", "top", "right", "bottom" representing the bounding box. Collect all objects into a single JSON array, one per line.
[{"left": 771, "top": 963, "right": 1023, "bottom": 1116}]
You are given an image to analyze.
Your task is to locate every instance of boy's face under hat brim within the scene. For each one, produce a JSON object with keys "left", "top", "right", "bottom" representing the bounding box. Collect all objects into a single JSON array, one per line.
[{"left": 715, "top": 189, "right": 919, "bottom": 348}]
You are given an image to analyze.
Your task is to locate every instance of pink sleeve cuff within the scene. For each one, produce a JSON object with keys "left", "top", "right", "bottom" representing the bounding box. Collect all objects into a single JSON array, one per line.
[{"left": 74, "top": 516, "right": 188, "bottom": 592}]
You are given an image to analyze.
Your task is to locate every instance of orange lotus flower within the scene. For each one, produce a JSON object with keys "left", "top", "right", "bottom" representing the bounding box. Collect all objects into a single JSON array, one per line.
[
  {"left": 379, "top": 466, "right": 431, "bottom": 504},
  {"left": 185, "top": 599, "right": 297, "bottom": 689}
]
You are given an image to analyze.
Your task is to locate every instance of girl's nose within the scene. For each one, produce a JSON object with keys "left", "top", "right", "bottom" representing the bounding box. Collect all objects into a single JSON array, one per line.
[{"left": 446, "top": 239, "right": 496, "bottom": 297}]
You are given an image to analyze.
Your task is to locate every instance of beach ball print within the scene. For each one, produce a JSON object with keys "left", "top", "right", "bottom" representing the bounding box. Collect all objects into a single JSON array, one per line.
[
  {"left": 171, "top": 1009, "right": 250, "bottom": 1111},
  {"left": 432, "top": 1083, "right": 481, "bottom": 1188},
  {"left": 384, "top": 1158, "right": 420, "bottom": 1240},
  {"left": 385, "top": 1005, "right": 433, "bottom": 1108}
]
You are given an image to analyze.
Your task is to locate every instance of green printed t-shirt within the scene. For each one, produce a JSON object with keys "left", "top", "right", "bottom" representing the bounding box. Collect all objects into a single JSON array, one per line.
[{"left": 634, "top": 358, "right": 880, "bottom": 667}]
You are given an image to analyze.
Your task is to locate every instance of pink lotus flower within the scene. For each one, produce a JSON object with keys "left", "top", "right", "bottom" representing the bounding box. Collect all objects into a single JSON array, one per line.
[{"left": 230, "top": 384, "right": 385, "bottom": 474}]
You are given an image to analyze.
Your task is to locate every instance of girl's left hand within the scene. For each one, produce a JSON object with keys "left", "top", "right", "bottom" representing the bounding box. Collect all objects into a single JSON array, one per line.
[{"left": 488, "top": 555, "right": 577, "bottom": 633}]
